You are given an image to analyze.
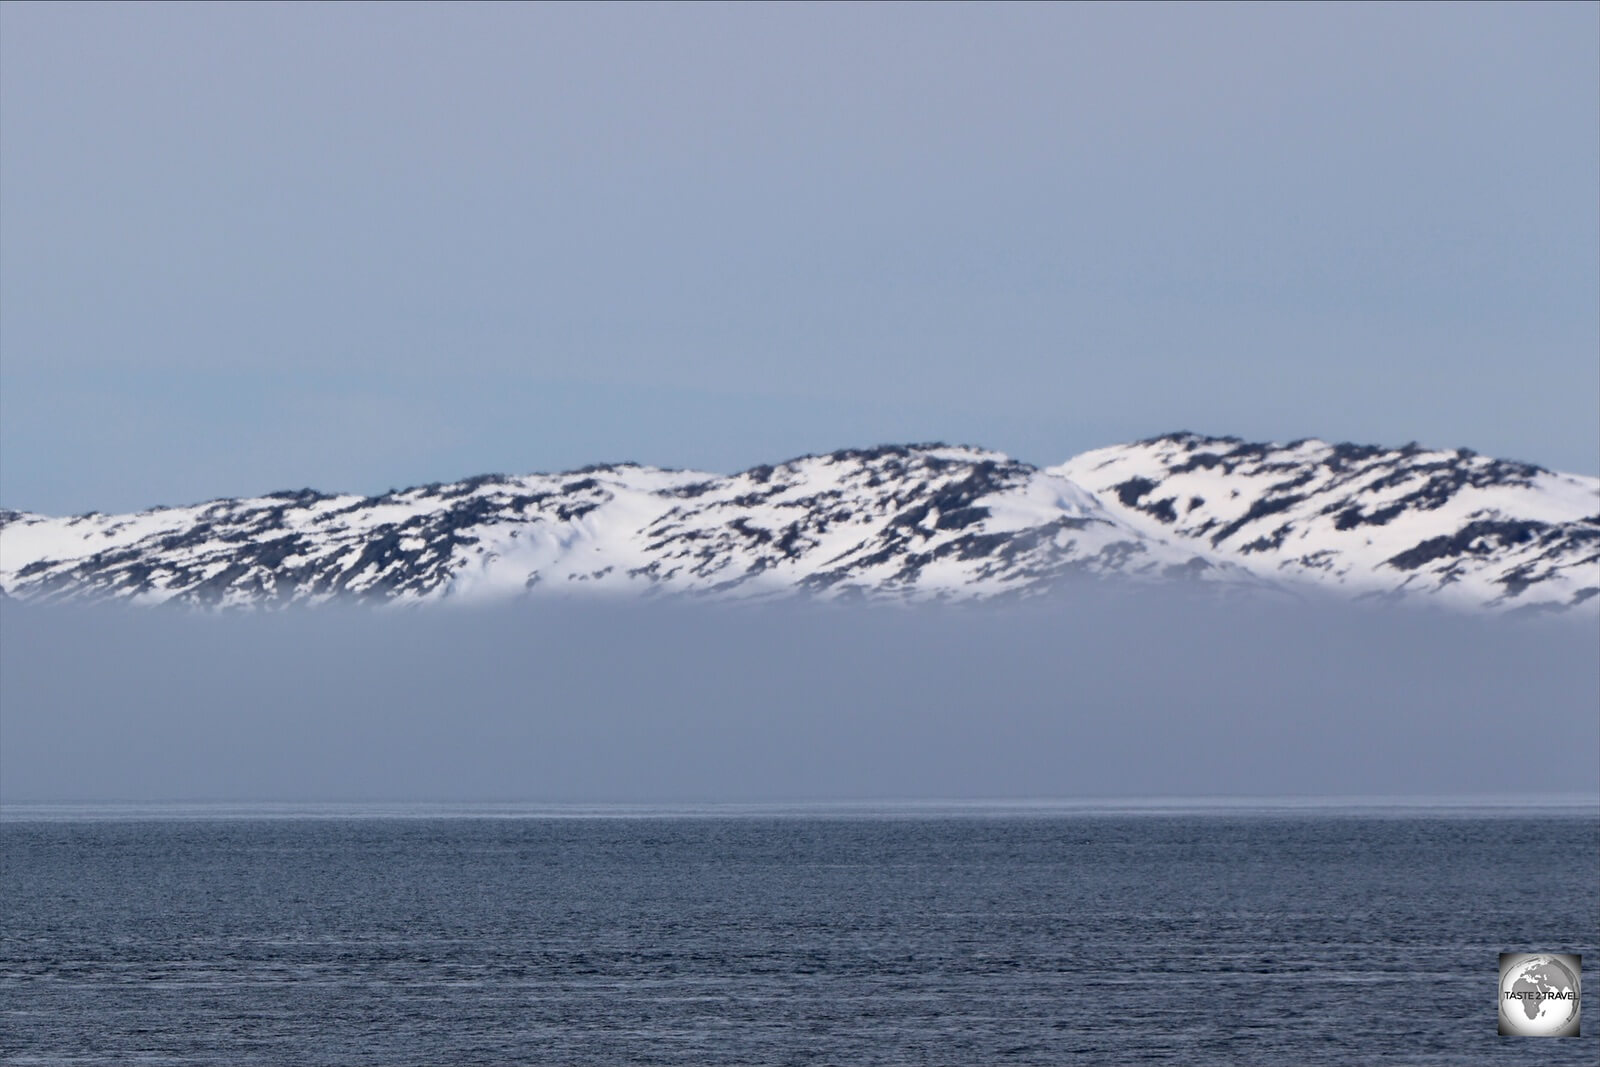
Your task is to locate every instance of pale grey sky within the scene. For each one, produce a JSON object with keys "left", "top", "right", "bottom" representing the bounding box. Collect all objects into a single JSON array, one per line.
[{"left": 2, "top": 2, "right": 1596, "bottom": 514}]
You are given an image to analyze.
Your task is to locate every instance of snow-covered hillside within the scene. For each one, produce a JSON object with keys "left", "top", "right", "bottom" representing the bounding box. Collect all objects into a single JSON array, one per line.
[
  {"left": 2, "top": 436, "right": 1596, "bottom": 612},
  {"left": 1055, "top": 433, "right": 1600, "bottom": 613}
]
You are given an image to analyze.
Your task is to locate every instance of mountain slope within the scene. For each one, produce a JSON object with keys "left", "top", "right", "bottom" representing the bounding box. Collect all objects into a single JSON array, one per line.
[
  {"left": 0, "top": 445, "right": 1239, "bottom": 608},
  {"left": 1054, "top": 433, "right": 1600, "bottom": 613},
  {"left": 2, "top": 436, "right": 1596, "bottom": 612}
]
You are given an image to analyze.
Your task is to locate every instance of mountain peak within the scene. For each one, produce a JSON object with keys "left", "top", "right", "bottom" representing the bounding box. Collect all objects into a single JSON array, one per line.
[{"left": 2, "top": 435, "right": 1595, "bottom": 614}]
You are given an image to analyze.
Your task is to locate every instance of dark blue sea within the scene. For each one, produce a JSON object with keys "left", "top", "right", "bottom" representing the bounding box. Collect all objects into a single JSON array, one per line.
[{"left": 2, "top": 804, "right": 1596, "bottom": 1065}]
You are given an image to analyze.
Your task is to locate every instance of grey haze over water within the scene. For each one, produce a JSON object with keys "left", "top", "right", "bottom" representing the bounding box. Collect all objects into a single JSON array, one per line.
[{"left": 3, "top": 592, "right": 1594, "bottom": 805}]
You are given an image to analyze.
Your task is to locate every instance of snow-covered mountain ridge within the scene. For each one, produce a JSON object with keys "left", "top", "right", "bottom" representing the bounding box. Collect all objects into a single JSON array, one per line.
[
  {"left": 1055, "top": 434, "right": 1598, "bottom": 612},
  {"left": 2, "top": 435, "right": 1596, "bottom": 613}
]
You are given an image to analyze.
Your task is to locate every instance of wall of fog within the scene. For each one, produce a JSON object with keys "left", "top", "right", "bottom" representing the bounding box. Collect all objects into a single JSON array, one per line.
[{"left": 2, "top": 590, "right": 1595, "bottom": 803}]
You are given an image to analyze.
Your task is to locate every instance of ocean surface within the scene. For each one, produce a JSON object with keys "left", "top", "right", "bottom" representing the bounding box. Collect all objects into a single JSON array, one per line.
[{"left": 2, "top": 804, "right": 1596, "bottom": 1065}]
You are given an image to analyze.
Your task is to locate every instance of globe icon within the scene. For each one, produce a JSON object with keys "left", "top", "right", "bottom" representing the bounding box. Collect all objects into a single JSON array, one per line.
[{"left": 1499, "top": 954, "right": 1581, "bottom": 1037}]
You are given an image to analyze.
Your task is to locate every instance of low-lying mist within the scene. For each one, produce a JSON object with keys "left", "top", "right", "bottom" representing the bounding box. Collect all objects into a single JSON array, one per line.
[{"left": 2, "top": 589, "right": 1595, "bottom": 804}]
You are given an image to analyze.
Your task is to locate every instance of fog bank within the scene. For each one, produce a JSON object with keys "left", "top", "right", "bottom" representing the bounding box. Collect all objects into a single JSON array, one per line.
[{"left": 2, "top": 592, "right": 1595, "bottom": 803}]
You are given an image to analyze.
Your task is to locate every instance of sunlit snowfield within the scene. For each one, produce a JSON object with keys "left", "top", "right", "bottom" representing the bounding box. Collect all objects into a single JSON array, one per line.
[{"left": 2, "top": 803, "right": 1596, "bottom": 1065}]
